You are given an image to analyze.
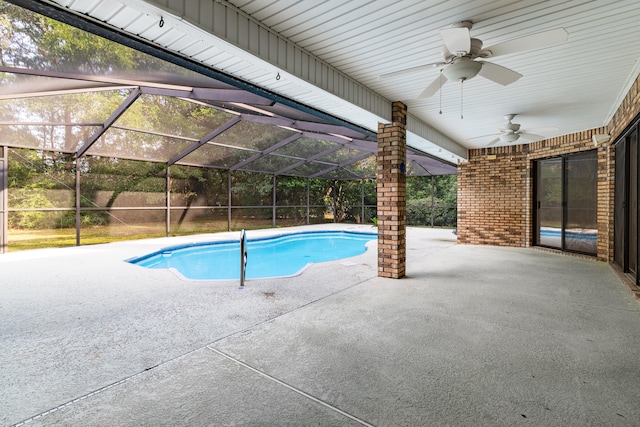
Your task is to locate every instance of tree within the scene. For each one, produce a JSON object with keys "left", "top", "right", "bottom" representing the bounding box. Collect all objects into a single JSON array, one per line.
[{"left": 406, "top": 174, "right": 457, "bottom": 227}]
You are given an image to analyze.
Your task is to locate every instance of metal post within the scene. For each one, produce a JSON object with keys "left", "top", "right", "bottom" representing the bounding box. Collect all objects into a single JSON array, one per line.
[
  {"left": 430, "top": 174, "right": 435, "bottom": 227},
  {"left": 333, "top": 181, "right": 337, "bottom": 223},
  {"left": 272, "top": 175, "right": 277, "bottom": 228},
  {"left": 166, "top": 165, "right": 171, "bottom": 236},
  {"left": 306, "top": 178, "right": 310, "bottom": 225},
  {"left": 227, "top": 169, "right": 232, "bottom": 232},
  {"left": 361, "top": 178, "right": 365, "bottom": 224},
  {"left": 0, "top": 147, "right": 7, "bottom": 254},
  {"left": 76, "top": 161, "right": 81, "bottom": 246}
]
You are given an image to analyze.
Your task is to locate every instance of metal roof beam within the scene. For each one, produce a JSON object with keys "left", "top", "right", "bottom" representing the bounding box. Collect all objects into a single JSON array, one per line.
[
  {"left": 167, "top": 116, "right": 241, "bottom": 166},
  {"left": 110, "top": 125, "right": 199, "bottom": 142},
  {"left": 292, "top": 121, "right": 371, "bottom": 140},
  {"left": 0, "top": 121, "right": 103, "bottom": 126},
  {"left": 229, "top": 133, "right": 302, "bottom": 171},
  {"left": 140, "top": 86, "right": 272, "bottom": 105},
  {"left": 408, "top": 159, "right": 433, "bottom": 176},
  {"left": 309, "top": 152, "right": 373, "bottom": 178},
  {"left": 274, "top": 144, "right": 344, "bottom": 176},
  {"left": 295, "top": 131, "right": 376, "bottom": 153},
  {"left": 192, "top": 88, "right": 272, "bottom": 105},
  {"left": 76, "top": 88, "right": 142, "bottom": 158},
  {"left": 239, "top": 114, "right": 294, "bottom": 128}
]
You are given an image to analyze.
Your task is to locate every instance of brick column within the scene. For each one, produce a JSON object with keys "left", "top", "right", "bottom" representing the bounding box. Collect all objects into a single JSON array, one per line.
[{"left": 377, "top": 101, "right": 407, "bottom": 278}]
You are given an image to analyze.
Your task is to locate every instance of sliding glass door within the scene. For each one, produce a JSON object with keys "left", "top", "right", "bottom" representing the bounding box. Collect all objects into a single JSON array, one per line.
[
  {"left": 614, "top": 127, "right": 638, "bottom": 282},
  {"left": 536, "top": 158, "right": 563, "bottom": 249},
  {"left": 629, "top": 131, "right": 638, "bottom": 276},
  {"left": 565, "top": 152, "right": 598, "bottom": 253},
  {"left": 535, "top": 151, "right": 598, "bottom": 255}
]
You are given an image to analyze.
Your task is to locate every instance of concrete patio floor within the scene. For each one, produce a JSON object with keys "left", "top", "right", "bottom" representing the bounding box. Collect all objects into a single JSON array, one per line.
[{"left": 1, "top": 225, "right": 639, "bottom": 426}]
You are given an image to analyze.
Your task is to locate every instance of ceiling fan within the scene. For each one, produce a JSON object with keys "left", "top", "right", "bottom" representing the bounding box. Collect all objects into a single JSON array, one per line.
[
  {"left": 380, "top": 21, "right": 568, "bottom": 98},
  {"left": 481, "top": 114, "right": 559, "bottom": 146}
]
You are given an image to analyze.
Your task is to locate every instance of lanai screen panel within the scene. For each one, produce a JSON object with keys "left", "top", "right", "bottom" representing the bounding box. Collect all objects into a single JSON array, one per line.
[
  {"left": 86, "top": 128, "right": 197, "bottom": 162},
  {"left": 0, "top": 88, "right": 129, "bottom": 125},
  {"left": 0, "top": 0, "right": 457, "bottom": 179},
  {"left": 0, "top": 89, "right": 125, "bottom": 153},
  {"left": 0, "top": 124, "right": 99, "bottom": 153},
  {"left": 210, "top": 121, "right": 298, "bottom": 152},
  {"left": 114, "top": 94, "right": 236, "bottom": 140},
  {"left": 243, "top": 154, "right": 305, "bottom": 174},
  {"left": 178, "top": 144, "right": 256, "bottom": 169},
  {"left": 271, "top": 137, "right": 339, "bottom": 159},
  {"left": 79, "top": 157, "right": 166, "bottom": 208},
  {"left": 287, "top": 161, "right": 336, "bottom": 178},
  {"left": 336, "top": 158, "right": 377, "bottom": 180}
]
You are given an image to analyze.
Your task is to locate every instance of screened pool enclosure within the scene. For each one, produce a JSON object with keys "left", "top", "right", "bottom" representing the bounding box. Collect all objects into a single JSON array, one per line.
[{"left": 0, "top": 1, "right": 456, "bottom": 252}]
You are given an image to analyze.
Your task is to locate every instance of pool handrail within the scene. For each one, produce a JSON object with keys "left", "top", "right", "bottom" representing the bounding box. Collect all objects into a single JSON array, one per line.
[{"left": 240, "top": 229, "right": 247, "bottom": 288}]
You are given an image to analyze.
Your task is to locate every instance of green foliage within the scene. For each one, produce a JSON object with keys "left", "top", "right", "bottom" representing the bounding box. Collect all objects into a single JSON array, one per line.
[
  {"left": 1, "top": 1, "right": 460, "bottom": 244},
  {"left": 232, "top": 171, "right": 274, "bottom": 207},
  {"left": 406, "top": 175, "right": 457, "bottom": 227},
  {"left": 8, "top": 190, "right": 51, "bottom": 229}
]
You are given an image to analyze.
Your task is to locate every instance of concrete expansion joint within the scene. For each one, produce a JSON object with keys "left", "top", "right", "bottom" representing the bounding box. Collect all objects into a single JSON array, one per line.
[
  {"left": 10, "top": 354, "right": 190, "bottom": 427},
  {"left": 207, "top": 347, "right": 374, "bottom": 426},
  {"left": 11, "top": 272, "right": 381, "bottom": 427}
]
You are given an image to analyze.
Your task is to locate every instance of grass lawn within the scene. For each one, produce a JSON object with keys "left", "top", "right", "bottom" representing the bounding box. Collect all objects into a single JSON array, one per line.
[{"left": 6, "top": 218, "right": 320, "bottom": 251}]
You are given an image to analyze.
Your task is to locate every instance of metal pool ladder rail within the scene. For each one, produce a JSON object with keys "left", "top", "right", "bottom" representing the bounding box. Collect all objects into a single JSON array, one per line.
[{"left": 239, "top": 229, "right": 247, "bottom": 288}]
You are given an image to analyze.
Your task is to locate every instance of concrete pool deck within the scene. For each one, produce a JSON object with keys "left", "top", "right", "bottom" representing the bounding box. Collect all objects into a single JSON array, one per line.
[{"left": 1, "top": 225, "right": 639, "bottom": 426}]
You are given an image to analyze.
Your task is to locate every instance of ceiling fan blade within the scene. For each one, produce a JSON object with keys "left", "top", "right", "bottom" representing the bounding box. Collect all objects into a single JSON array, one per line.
[
  {"left": 467, "top": 132, "right": 500, "bottom": 140},
  {"left": 477, "top": 61, "right": 522, "bottom": 86},
  {"left": 417, "top": 74, "right": 447, "bottom": 99},
  {"left": 483, "top": 28, "right": 568, "bottom": 58},
  {"left": 440, "top": 27, "right": 471, "bottom": 55},
  {"left": 526, "top": 126, "right": 560, "bottom": 134},
  {"left": 379, "top": 62, "right": 445, "bottom": 79},
  {"left": 518, "top": 132, "right": 546, "bottom": 141},
  {"left": 486, "top": 138, "right": 500, "bottom": 146}
]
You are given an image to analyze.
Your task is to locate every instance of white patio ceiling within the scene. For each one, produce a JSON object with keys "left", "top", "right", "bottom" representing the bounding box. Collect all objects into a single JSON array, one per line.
[{"left": 32, "top": 0, "right": 640, "bottom": 163}]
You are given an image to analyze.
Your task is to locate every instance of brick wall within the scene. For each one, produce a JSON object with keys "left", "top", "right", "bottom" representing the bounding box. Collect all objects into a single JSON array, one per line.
[
  {"left": 457, "top": 73, "right": 640, "bottom": 262},
  {"left": 377, "top": 101, "right": 407, "bottom": 278},
  {"left": 457, "top": 145, "right": 529, "bottom": 247}
]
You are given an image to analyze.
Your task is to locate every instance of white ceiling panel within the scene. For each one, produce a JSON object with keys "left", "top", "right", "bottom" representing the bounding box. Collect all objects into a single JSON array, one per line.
[
  {"left": 218, "top": 0, "right": 640, "bottom": 149},
  {"left": 44, "top": 0, "right": 640, "bottom": 159}
]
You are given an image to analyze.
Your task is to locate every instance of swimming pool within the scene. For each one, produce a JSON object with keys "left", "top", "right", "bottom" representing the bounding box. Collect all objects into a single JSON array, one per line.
[{"left": 128, "top": 230, "right": 377, "bottom": 280}]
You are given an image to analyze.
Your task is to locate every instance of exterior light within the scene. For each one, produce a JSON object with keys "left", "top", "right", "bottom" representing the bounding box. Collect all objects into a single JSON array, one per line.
[{"left": 442, "top": 58, "right": 482, "bottom": 82}]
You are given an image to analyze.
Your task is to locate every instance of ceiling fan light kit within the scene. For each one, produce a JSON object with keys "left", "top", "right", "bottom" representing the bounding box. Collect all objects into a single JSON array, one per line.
[
  {"left": 441, "top": 58, "right": 482, "bottom": 82},
  {"left": 480, "top": 114, "right": 559, "bottom": 146},
  {"left": 378, "top": 20, "right": 568, "bottom": 143},
  {"left": 499, "top": 132, "right": 520, "bottom": 143},
  {"left": 380, "top": 20, "right": 568, "bottom": 100}
]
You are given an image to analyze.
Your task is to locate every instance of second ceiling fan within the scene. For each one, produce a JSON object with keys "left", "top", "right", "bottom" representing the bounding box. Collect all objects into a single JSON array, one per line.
[{"left": 381, "top": 21, "right": 568, "bottom": 98}]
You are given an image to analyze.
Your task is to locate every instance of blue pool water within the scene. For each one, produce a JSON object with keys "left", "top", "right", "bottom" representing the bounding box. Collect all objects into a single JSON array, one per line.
[
  {"left": 539, "top": 227, "right": 597, "bottom": 241},
  {"left": 128, "top": 230, "right": 377, "bottom": 280}
]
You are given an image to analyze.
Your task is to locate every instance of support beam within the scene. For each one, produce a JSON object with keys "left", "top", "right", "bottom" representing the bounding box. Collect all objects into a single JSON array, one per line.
[
  {"left": 227, "top": 170, "right": 232, "bottom": 232},
  {"left": 0, "top": 147, "right": 7, "bottom": 254},
  {"left": 306, "top": 178, "right": 310, "bottom": 225},
  {"left": 167, "top": 116, "right": 241, "bottom": 166},
  {"left": 166, "top": 166, "right": 171, "bottom": 236},
  {"left": 75, "top": 162, "right": 80, "bottom": 246},
  {"left": 76, "top": 88, "right": 141, "bottom": 158},
  {"left": 144, "top": 86, "right": 273, "bottom": 105},
  {"left": 272, "top": 175, "right": 277, "bottom": 228},
  {"left": 361, "top": 178, "right": 365, "bottom": 224},
  {"left": 274, "top": 145, "right": 343, "bottom": 175},
  {"left": 308, "top": 152, "right": 372, "bottom": 178},
  {"left": 377, "top": 101, "right": 407, "bottom": 279},
  {"left": 230, "top": 133, "right": 302, "bottom": 171}
]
